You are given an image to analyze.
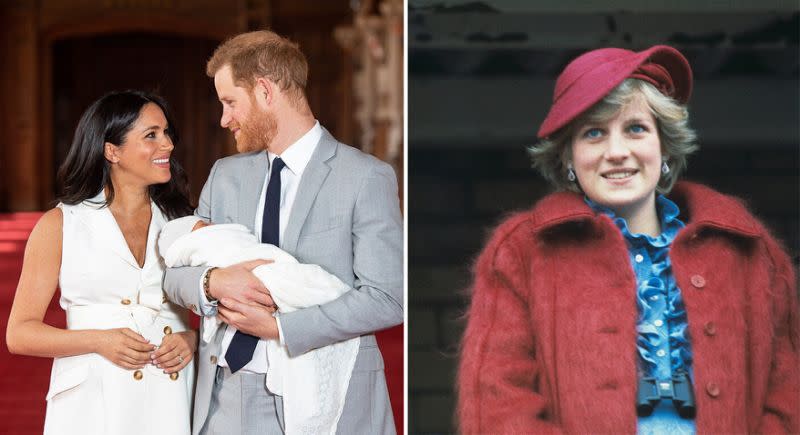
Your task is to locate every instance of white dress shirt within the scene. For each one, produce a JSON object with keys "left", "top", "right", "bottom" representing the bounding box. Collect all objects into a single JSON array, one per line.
[{"left": 203, "top": 121, "right": 321, "bottom": 373}]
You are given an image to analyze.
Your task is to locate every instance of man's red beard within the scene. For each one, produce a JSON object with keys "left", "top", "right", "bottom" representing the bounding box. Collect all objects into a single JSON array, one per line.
[{"left": 234, "top": 108, "right": 278, "bottom": 153}]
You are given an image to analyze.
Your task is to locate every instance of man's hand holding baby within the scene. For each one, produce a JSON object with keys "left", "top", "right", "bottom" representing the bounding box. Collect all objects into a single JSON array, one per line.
[
  {"left": 207, "top": 259, "right": 277, "bottom": 308},
  {"left": 217, "top": 298, "right": 280, "bottom": 340}
]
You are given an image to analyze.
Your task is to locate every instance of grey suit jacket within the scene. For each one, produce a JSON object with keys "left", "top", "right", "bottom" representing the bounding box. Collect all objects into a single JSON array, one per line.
[{"left": 164, "top": 128, "right": 403, "bottom": 434}]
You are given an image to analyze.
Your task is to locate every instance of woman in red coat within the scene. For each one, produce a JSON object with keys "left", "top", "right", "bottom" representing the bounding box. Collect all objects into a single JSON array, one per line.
[{"left": 457, "top": 45, "right": 799, "bottom": 434}]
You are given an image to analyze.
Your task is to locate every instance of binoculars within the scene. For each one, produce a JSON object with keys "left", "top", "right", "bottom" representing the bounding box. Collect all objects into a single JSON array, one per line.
[{"left": 636, "top": 369, "right": 696, "bottom": 418}]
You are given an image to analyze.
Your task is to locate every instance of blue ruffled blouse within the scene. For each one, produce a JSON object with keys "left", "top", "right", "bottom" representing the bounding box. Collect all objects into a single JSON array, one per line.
[{"left": 586, "top": 195, "right": 696, "bottom": 435}]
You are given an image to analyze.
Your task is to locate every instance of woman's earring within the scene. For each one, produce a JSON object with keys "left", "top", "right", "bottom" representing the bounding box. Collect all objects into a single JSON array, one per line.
[
  {"left": 661, "top": 160, "right": 670, "bottom": 175},
  {"left": 567, "top": 163, "right": 576, "bottom": 182}
]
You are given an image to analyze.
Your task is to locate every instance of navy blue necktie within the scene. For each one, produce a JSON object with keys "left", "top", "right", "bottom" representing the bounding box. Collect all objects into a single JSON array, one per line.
[{"left": 225, "top": 157, "right": 285, "bottom": 373}]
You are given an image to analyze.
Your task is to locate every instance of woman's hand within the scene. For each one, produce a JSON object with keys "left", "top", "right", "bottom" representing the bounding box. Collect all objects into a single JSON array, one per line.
[
  {"left": 95, "top": 328, "right": 156, "bottom": 370},
  {"left": 152, "top": 330, "right": 197, "bottom": 373}
]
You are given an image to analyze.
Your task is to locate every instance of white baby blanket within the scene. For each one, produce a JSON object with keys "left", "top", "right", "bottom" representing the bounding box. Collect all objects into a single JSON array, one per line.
[{"left": 160, "top": 218, "right": 359, "bottom": 435}]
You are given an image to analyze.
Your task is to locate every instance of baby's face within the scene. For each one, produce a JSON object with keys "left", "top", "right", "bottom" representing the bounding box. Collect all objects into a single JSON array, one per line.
[{"left": 192, "top": 220, "right": 212, "bottom": 232}]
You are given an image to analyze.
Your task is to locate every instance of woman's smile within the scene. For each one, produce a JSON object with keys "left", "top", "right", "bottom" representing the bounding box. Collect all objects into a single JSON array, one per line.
[
  {"left": 152, "top": 156, "right": 171, "bottom": 168},
  {"left": 601, "top": 168, "right": 639, "bottom": 181}
]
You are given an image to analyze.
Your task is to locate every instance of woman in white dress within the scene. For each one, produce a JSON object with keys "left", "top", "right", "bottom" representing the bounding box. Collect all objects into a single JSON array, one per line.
[{"left": 6, "top": 90, "right": 197, "bottom": 434}]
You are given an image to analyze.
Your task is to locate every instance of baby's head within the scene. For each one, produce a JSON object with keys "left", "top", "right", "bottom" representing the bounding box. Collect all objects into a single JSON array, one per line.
[{"left": 159, "top": 216, "right": 212, "bottom": 256}]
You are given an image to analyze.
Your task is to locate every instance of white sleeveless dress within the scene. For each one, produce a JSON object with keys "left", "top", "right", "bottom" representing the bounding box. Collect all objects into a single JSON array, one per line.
[{"left": 44, "top": 192, "right": 194, "bottom": 435}]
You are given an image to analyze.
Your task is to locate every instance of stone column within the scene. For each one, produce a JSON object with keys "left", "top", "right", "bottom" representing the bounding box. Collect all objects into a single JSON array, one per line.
[{"left": 335, "top": 0, "right": 404, "bottom": 187}]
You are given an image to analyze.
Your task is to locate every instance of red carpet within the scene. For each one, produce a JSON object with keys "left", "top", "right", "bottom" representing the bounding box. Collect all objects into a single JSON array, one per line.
[{"left": 0, "top": 213, "right": 403, "bottom": 434}]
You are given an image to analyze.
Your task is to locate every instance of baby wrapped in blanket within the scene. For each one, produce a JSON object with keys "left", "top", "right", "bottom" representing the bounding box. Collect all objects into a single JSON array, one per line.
[{"left": 158, "top": 216, "right": 359, "bottom": 435}]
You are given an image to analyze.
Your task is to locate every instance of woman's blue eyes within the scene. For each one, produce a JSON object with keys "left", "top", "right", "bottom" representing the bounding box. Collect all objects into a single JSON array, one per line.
[
  {"left": 628, "top": 124, "right": 646, "bottom": 134},
  {"left": 584, "top": 128, "right": 603, "bottom": 139},
  {"left": 581, "top": 124, "right": 647, "bottom": 139}
]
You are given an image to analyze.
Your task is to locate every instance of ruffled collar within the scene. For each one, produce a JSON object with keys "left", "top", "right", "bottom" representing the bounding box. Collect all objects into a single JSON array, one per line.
[{"left": 584, "top": 195, "right": 685, "bottom": 247}]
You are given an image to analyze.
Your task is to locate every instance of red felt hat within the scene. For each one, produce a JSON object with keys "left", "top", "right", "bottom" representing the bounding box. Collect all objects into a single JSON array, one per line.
[{"left": 537, "top": 45, "right": 692, "bottom": 139}]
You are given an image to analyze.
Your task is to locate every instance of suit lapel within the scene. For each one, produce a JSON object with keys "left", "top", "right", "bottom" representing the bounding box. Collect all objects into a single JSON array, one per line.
[
  {"left": 282, "top": 130, "right": 336, "bottom": 253},
  {"left": 238, "top": 151, "right": 269, "bottom": 232}
]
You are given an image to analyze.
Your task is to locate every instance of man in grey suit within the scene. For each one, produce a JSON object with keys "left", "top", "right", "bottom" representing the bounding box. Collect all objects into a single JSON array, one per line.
[{"left": 164, "top": 30, "right": 403, "bottom": 434}]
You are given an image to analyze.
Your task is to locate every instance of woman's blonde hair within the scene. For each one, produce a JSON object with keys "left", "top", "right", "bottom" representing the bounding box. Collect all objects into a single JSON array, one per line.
[{"left": 528, "top": 79, "right": 698, "bottom": 194}]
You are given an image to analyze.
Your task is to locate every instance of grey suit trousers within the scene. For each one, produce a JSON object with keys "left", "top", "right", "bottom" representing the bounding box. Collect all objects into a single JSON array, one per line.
[{"left": 201, "top": 368, "right": 284, "bottom": 435}]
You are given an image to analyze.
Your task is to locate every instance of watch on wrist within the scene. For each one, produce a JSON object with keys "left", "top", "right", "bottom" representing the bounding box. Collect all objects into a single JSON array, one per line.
[{"left": 203, "top": 267, "right": 218, "bottom": 302}]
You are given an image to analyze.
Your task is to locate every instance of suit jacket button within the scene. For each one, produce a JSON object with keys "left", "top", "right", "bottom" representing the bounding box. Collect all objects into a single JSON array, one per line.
[
  {"left": 133, "top": 370, "right": 143, "bottom": 380},
  {"left": 704, "top": 321, "right": 717, "bottom": 336},
  {"left": 690, "top": 275, "right": 706, "bottom": 288},
  {"left": 163, "top": 326, "right": 173, "bottom": 335},
  {"left": 170, "top": 372, "right": 179, "bottom": 381},
  {"left": 210, "top": 355, "right": 218, "bottom": 365},
  {"left": 189, "top": 304, "right": 198, "bottom": 313},
  {"left": 121, "top": 298, "right": 132, "bottom": 305},
  {"left": 706, "top": 382, "right": 720, "bottom": 398}
]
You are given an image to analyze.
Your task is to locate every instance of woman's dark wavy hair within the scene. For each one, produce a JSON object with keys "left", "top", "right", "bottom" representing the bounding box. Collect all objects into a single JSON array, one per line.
[{"left": 57, "top": 90, "right": 193, "bottom": 219}]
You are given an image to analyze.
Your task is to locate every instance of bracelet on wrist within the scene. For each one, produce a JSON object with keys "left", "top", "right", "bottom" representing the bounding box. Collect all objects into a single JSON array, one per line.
[{"left": 203, "top": 267, "right": 218, "bottom": 302}]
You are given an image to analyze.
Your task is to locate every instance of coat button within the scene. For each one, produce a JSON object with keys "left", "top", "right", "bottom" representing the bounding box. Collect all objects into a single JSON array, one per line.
[
  {"left": 704, "top": 321, "right": 717, "bottom": 336},
  {"left": 163, "top": 326, "right": 172, "bottom": 335},
  {"left": 189, "top": 304, "right": 198, "bottom": 313},
  {"left": 170, "top": 372, "right": 179, "bottom": 381},
  {"left": 690, "top": 275, "right": 706, "bottom": 288},
  {"left": 210, "top": 355, "right": 218, "bottom": 364},
  {"left": 121, "top": 298, "right": 132, "bottom": 305},
  {"left": 706, "top": 382, "right": 720, "bottom": 398},
  {"left": 133, "top": 370, "right": 143, "bottom": 380}
]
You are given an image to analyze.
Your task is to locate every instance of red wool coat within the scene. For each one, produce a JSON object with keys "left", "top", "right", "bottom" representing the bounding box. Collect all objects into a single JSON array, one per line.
[{"left": 457, "top": 182, "right": 799, "bottom": 434}]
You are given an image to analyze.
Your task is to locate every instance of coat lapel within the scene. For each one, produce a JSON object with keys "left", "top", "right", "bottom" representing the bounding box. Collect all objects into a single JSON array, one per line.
[
  {"left": 143, "top": 203, "right": 168, "bottom": 270},
  {"left": 238, "top": 151, "right": 269, "bottom": 232},
  {"left": 74, "top": 193, "right": 142, "bottom": 269},
  {"left": 282, "top": 129, "right": 336, "bottom": 252}
]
